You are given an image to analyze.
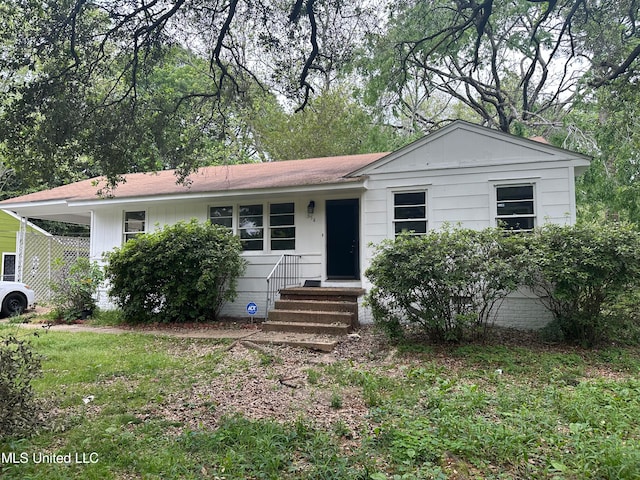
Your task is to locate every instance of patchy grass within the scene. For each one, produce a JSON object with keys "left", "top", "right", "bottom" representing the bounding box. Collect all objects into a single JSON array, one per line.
[
  {"left": 86, "top": 309, "right": 127, "bottom": 326},
  {"left": 1, "top": 324, "right": 639, "bottom": 479}
]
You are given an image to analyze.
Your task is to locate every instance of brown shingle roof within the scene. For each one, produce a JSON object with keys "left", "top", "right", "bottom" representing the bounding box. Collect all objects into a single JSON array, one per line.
[
  {"left": 528, "top": 136, "right": 550, "bottom": 144},
  {"left": 1, "top": 153, "right": 388, "bottom": 205}
]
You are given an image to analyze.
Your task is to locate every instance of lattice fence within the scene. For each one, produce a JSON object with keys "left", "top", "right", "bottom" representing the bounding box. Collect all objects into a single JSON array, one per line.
[{"left": 17, "top": 232, "right": 90, "bottom": 303}]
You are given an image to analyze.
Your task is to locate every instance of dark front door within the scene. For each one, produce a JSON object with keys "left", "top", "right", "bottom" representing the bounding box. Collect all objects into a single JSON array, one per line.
[{"left": 326, "top": 199, "right": 360, "bottom": 279}]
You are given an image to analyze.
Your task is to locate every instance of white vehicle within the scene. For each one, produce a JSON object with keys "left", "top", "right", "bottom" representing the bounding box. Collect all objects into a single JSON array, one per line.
[{"left": 0, "top": 281, "right": 36, "bottom": 317}]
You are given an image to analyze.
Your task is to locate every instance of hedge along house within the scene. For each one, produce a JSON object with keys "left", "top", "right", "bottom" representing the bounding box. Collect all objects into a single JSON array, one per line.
[{"left": 0, "top": 121, "right": 590, "bottom": 328}]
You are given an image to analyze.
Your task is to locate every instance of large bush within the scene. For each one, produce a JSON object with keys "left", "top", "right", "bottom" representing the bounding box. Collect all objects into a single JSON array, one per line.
[
  {"left": 0, "top": 335, "right": 42, "bottom": 440},
  {"left": 365, "top": 228, "right": 527, "bottom": 342},
  {"left": 105, "top": 220, "right": 246, "bottom": 323},
  {"left": 525, "top": 222, "right": 640, "bottom": 346}
]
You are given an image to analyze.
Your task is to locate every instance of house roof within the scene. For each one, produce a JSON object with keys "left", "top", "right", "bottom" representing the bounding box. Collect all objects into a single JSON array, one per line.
[
  {"left": 528, "top": 136, "right": 550, "bottom": 144},
  {"left": 0, "top": 152, "right": 388, "bottom": 206},
  {"left": 0, "top": 120, "right": 591, "bottom": 226}
]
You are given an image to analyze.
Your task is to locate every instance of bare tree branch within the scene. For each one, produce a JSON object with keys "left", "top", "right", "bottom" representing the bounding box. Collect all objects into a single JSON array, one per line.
[
  {"left": 591, "top": 42, "right": 640, "bottom": 87},
  {"left": 296, "top": 0, "right": 320, "bottom": 111},
  {"left": 376, "top": 0, "right": 639, "bottom": 134}
]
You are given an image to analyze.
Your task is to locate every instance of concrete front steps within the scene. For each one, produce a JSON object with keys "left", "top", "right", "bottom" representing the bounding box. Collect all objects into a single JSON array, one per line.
[{"left": 260, "top": 287, "right": 365, "bottom": 345}]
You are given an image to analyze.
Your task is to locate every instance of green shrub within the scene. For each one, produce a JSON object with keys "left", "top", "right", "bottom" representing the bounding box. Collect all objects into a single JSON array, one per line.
[
  {"left": 50, "top": 257, "right": 104, "bottom": 323},
  {"left": 104, "top": 219, "right": 246, "bottom": 323},
  {"left": 0, "top": 335, "right": 42, "bottom": 440},
  {"left": 525, "top": 223, "right": 640, "bottom": 346},
  {"left": 365, "top": 228, "right": 527, "bottom": 343},
  {"left": 606, "top": 290, "right": 640, "bottom": 345}
]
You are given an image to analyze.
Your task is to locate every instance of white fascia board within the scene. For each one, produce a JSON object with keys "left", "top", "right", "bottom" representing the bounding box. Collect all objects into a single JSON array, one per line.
[
  {"left": 380, "top": 156, "right": 591, "bottom": 173},
  {"left": 1, "top": 201, "right": 92, "bottom": 225},
  {"left": 1, "top": 199, "right": 70, "bottom": 210},
  {"left": 68, "top": 181, "right": 367, "bottom": 208},
  {"left": 0, "top": 200, "right": 73, "bottom": 219}
]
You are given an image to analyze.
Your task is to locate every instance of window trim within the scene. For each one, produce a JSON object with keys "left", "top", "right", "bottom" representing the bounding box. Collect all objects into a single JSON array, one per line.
[
  {"left": 238, "top": 204, "right": 264, "bottom": 251},
  {"left": 269, "top": 202, "right": 296, "bottom": 251},
  {"left": 390, "top": 189, "right": 429, "bottom": 237},
  {"left": 123, "top": 210, "right": 146, "bottom": 243},
  {"left": 493, "top": 182, "right": 537, "bottom": 232},
  {"left": 209, "top": 205, "right": 234, "bottom": 229}
]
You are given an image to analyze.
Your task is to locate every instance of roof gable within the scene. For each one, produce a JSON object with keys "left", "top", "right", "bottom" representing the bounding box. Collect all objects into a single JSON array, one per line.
[{"left": 349, "top": 121, "right": 590, "bottom": 176}]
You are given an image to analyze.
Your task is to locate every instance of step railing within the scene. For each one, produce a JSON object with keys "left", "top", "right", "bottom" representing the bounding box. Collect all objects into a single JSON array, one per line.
[{"left": 265, "top": 254, "right": 302, "bottom": 319}]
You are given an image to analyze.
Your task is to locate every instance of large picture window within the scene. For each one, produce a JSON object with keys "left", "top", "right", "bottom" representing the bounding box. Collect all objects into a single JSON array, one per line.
[
  {"left": 496, "top": 185, "right": 535, "bottom": 231},
  {"left": 209, "top": 202, "right": 297, "bottom": 251},
  {"left": 270, "top": 203, "right": 295, "bottom": 250},
  {"left": 239, "top": 204, "right": 264, "bottom": 251},
  {"left": 124, "top": 211, "right": 146, "bottom": 242},
  {"left": 393, "top": 192, "right": 427, "bottom": 235}
]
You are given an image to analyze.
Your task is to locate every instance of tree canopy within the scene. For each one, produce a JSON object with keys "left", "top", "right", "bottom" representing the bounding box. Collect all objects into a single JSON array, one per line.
[
  {"left": 360, "top": 0, "right": 640, "bottom": 135},
  {"left": 0, "top": 0, "right": 638, "bottom": 224}
]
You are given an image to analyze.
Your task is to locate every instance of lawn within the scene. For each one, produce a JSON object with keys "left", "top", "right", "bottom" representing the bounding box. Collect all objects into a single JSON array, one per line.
[{"left": 1, "top": 323, "right": 639, "bottom": 479}]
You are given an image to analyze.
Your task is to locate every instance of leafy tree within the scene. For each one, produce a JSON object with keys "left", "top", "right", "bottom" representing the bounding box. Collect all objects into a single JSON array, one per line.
[
  {"left": 0, "top": 0, "right": 384, "bottom": 190},
  {"left": 359, "top": 0, "right": 640, "bottom": 135},
  {"left": 256, "top": 0, "right": 382, "bottom": 102},
  {"left": 2, "top": 0, "right": 639, "bottom": 194},
  {"left": 250, "top": 89, "right": 409, "bottom": 160},
  {"left": 0, "top": 43, "right": 253, "bottom": 195},
  {"left": 365, "top": 228, "right": 528, "bottom": 343},
  {"left": 104, "top": 220, "right": 246, "bottom": 323},
  {"left": 569, "top": 78, "right": 640, "bottom": 224}
]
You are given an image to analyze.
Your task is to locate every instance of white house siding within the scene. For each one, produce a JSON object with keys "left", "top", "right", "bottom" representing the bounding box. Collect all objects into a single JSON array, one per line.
[
  {"left": 357, "top": 135, "right": 586, "bottom": 330},
  {"left": 90, "top": 194, "right": 328, "bottom": 316},
  {"left": 230, "top": 252, "right": 322, "bottom": 318},
  {"left": 362, "top": 165, "right": 575, "bottom": 266}
]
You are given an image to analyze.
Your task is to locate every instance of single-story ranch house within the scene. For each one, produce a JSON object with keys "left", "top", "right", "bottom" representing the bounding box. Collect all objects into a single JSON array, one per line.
[{"left": 0, "top": 121, "right": 590, "bottom": 328}]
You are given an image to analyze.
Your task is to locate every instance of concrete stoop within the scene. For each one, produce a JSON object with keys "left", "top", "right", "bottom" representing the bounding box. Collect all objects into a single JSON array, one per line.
[{"left": 259, "top": 287, "right": 365, "bottom": 349}]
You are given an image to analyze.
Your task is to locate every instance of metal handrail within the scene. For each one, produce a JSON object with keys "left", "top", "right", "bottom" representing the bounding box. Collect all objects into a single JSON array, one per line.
[{"left": 265, "top": 254, "right": 302, "bottom": 319}]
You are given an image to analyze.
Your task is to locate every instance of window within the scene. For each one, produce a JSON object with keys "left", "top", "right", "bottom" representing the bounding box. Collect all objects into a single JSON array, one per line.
[
  {"left": 239, "top": 204, "right": 263, "bottom": 250},
  {"left": 124, "top": 211, "right": 146, "bottom": 242},
  {"left": 209, "top": 206, "right": 233, "bottom": 228},
  {"left": 496, "top": 185, "right": 535, "bottom": 231},
  {"left": 393, "top": 192, "right": 427, "bottom": 235},
  {"left": 209, "top": 202, "right": 297, "bottom": 251},
  {"left": 270, "top": 203, "right": 295, "bottom": 250}
]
